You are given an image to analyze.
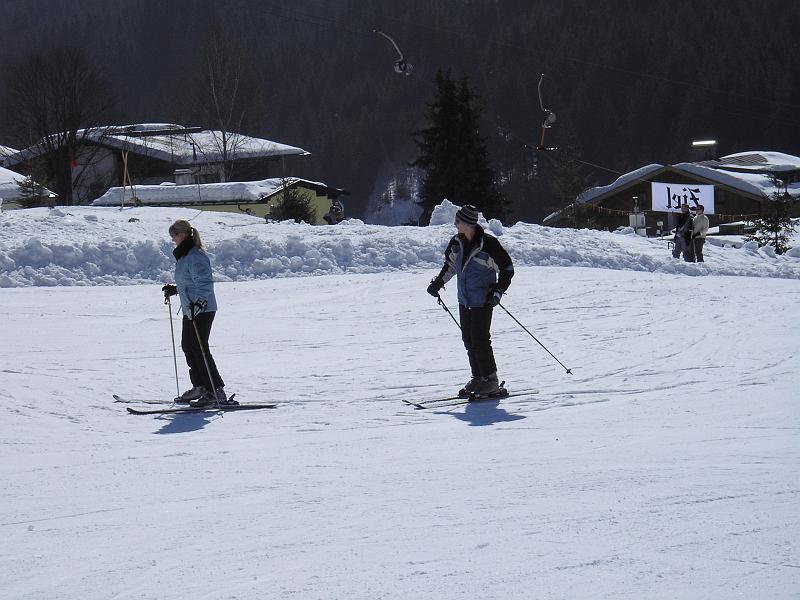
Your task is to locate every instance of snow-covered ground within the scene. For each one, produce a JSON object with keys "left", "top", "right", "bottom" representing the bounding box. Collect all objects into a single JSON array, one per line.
[
  {"left": 1, "top": 205, "right": 799, "bottom": 599},
  {"left": 1, "top": 203, "right": 799, "bottom": 289}
]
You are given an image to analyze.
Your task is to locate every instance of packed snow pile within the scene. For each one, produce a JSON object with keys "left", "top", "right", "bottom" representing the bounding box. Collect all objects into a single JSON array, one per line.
[{"left": 0, "top": 204, "right": 798, "bottom": 287}]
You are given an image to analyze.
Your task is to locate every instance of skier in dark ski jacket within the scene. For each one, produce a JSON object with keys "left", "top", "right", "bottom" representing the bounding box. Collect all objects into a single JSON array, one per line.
[
  {"left": 427, "top": 205, "right": 514, "bottom": 397},
  {"left": 672, "top": 203, "right": 693, "bottom": 261},
  {"left": 161, "top": 220, "right": 227, "bottom": 407}
]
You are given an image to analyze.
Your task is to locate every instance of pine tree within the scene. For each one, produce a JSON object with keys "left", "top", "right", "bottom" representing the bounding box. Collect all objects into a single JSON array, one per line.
[
  {"left": 16, "top": 174, "right": 50, "bottom": 208},
  {"left": 412, "top": 69, "right": 506, "bottom": 225},
  {"left": 747, "top": 180, "right": 797, "bottom": 255},
  {"left": 548, "top": 128, "right": 595, "bottom": 228},
  {"left": 267, "top": 179, "right": 316, "bottom": 224}
]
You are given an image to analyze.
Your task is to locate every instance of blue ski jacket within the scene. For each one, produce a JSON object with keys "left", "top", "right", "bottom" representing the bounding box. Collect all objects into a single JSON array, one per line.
[
  {"left": 436, "top": 225, "right": 514, "bottom": 308},
  {"left": 174, "top": 241, "right": 218, "bottom": 319}
]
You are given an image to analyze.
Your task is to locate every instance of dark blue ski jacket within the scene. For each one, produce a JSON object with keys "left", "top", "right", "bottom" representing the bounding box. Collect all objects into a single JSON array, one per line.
[{"left": 436, "top": 225, "right": 514, "bottom": 308}]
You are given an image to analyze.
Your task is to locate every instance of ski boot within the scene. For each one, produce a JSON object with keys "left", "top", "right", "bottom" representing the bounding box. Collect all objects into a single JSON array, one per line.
[
  {"left": 469, "top": 373, "right": 509, "bottom": 400},
  {"left": 190, "top": 387, "right": 228, "bottom": 408},
  {"left": 458, "top": 375, "right": 481, "bottom": 398},
  {"left": 176, "top": 386, "right": 204, "bottom": 404}
]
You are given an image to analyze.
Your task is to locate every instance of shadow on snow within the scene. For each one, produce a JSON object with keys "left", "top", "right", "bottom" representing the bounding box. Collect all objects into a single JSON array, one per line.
[{"left": 441, "top": 399, "right": 526, "bottom": 426}]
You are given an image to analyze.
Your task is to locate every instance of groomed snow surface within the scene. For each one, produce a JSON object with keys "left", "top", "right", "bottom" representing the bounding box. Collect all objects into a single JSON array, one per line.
[{"left": 1, "top": 205, "right": 799, "bottom": 599}]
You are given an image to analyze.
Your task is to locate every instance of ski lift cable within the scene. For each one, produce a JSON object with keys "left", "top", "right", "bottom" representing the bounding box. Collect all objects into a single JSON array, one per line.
[
  {"left": 263, "top": 0, "right": 800, "bottom": 113},
  {"left": 366, "top": 6, "right": 800, "bottom": 112},
  {"left": 267, "top": 7, "right": 800, "bottom": 193},
  {"left": 413, "top": 63, "right": 624, "bottom": 174},
  {"left": 260, "top": 4, "right": 800, "bottom": 134},
  {"left": 260, "top": 0, "right": 364, "bottom": 36},
  {"left": 258, "top": 3, "right": 800, "bottom": 172}
]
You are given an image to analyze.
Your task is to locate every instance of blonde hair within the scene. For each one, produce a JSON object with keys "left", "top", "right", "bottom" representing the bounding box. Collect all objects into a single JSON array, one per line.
[{"left": 168, "top": 219, "right": 203, "bottom": 248}]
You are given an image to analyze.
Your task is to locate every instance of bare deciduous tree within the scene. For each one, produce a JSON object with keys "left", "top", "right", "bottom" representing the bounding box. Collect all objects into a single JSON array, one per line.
[
  {"left": 184, "top": 23, "right": 264, "bottom": 182},
  {"left": 4, "top": 47, "right": 115, "bottom": 204}
]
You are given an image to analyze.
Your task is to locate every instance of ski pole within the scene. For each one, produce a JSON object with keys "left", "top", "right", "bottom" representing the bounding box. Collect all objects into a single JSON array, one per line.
[
  {"left": 435, "top": 294, "right": 461, "bottom": 331},
  {"left": 165, "top": 295, "right": 181, "bottom": 398},
  {"left": 190, "top": 301, "right": 220, "bottom": 405},
  {"left": 497, "top": 302, "right": 573, "bottom": 375}
]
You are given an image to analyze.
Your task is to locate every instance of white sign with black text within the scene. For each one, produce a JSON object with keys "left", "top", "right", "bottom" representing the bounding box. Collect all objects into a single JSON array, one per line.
[{"left": 651, "top": 182, "right": 715, "bottom": 214}]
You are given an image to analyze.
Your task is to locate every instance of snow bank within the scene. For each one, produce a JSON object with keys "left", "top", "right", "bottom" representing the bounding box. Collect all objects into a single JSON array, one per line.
[{"left": 0, "top": 205, "right": 798, "bottom": 287}]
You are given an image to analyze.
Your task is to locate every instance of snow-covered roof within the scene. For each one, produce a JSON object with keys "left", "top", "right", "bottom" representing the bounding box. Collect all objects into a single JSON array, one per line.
[
  {"left": 0, "top": 144, "right": 18, "bottom": 160},
  {"left": 3, "top": 123, "right": 309, "bottom": 167},
  {"left": 91, "top": 177, "right": 339, "bottom": 207},
  {"left": 543, "top": 152, "right": 800, "bottom": 225},
  {"left": 0, "top": 166, "right": 24, "bottom": 199},
  {"left": 579, "top": 153, "right": 800, "bottom": 206},
  {"left": 0, "top": 165, "right": 54, "bottom": 201},
  {"left": 703, "top": 151, "right": 800, "bottom": 173},
  {"left": 574, "top": 164, "right": 665, "bottom": 206},
  {"left": 672, "top": 162, "right": 800, "bottom": 199}
]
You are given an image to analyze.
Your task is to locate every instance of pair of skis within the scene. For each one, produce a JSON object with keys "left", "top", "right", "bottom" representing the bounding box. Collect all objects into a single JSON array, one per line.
[
  {"left": 115, "top": 384, "right": 539, "bottom": 415},
  {"left": 402, "top": 386, "right": 540, "bottom": 410},
  {"left": 113, "top": 394, "right": 276, "bottom": 415}
]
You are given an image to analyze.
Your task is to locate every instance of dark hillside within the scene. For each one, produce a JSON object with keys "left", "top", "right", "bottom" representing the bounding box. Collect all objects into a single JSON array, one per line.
[{"left": 1, "top": 0, "right": 798, "bottom": 221}]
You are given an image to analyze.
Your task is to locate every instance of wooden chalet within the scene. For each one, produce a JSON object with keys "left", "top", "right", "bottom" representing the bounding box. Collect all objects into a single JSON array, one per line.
[{"left": 544, "top": 151, "right": 800, "bottom": 236}]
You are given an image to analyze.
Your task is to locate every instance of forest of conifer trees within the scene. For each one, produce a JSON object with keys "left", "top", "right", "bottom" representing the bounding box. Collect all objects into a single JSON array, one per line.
[{"left": 1, "top": 0, "right": 798, "bottom": 222}]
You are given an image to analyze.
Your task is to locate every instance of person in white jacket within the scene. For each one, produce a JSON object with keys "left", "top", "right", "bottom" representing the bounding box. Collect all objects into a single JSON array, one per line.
[{"left": 691, "top": 204, "right": 710, "bottom": 262}]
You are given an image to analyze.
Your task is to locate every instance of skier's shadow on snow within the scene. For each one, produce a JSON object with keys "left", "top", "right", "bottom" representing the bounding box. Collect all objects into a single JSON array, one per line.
[
  {"left": 445, "top": 400, "right": 526, "bottom": 426},
  {"left": 154, "top": 413, "right": 218, "bottom": 434}
]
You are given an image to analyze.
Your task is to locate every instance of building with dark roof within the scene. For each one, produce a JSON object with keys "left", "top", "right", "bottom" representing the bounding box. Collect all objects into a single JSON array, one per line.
[
  {"left": 544, "top": 151, "right": 800, "bottom": 235},
  {"left": 1, "top": 123, "right": 311, "bottom": 204}
]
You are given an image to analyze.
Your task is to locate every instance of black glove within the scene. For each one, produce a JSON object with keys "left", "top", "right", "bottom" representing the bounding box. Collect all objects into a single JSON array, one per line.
[
  {"left": 189, "top": 298, "right": 208, "bottom": 318},
  {"left": 162, "top": 284, "right": 177, "bottom": 299},
  {"left": 485, "top": 286, "right": 503, "bottom": 308},
  {"left": 427, "top": 277, "right": 444, "bottom": 297}
]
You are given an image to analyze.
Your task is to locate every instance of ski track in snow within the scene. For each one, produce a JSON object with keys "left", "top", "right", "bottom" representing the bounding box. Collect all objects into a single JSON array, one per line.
[{"left": 1, "top": 265, "right": 799, "bottom": 599}]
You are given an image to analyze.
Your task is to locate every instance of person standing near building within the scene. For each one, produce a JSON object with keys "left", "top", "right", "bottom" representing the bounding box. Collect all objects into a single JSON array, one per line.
[
  {"left": 162, "top": 220, "right": 227, "bottom": 407},
  {"left": 672, "top": 203, "right": 693, "bottom": 260},
  {"left": 426, "top": 205, "right": 515, "bottom": 398},
  {"left": 324, "top": 198, "right": 344, "bottom": 224},
  {"left": 691, "top": 204, "right": 710, "bottom": 262}
]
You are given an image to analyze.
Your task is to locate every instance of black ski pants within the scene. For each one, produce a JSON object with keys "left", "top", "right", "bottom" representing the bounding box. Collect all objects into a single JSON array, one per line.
[
  {"left": 692, "top": 237, "right": 706, "bottom": 262},
  {"left": 459, "top": 304, "right": 497, "bottom": 377},
  {"left": 181, "top": 312, "right": 225, "bottom": 391}
]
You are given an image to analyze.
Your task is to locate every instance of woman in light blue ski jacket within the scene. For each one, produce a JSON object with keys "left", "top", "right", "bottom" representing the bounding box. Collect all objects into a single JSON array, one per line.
[{"left": 162, "top": 220, "right": 226, "bottom": 407}]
